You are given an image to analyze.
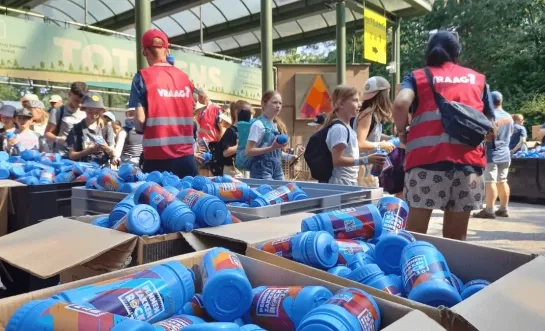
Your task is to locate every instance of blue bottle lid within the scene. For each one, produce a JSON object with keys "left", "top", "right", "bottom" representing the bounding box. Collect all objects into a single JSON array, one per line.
[
  {"left": 126, "top": 204, "right": 161, "bottom": 236},
  {"left": 304, "top": 231, "right": 339, "bottom": 268},
  {"left": 327, "top": 266, "right": 352, "bottom": 278},
  {"left": 408, "top": 279, "right": 462, "bottom": 307},
  {"left": 375, "top": 231, "right": 415, "bottom": 275},
  {"left": 347, "top": 263, "right": 383, "bottom": 284},
  {"left": 182, "top": 322, "right": 240, "bottom": 330},
  {"left": 240, "top": 324, "right": 266, "bottom": 331},
  {"left": 0, "top": 168, "right": 10, "bottom": 179},
  {"left": 160, "top": 261, "right": 196, "bottom": 307},
  {"left": 460, "top": 279, "right": 490, "bottom": 300},
  {"left": 199, "top": 197, "right": 227, "bottom": 227},
  {"left": 346, "top": 252, "right": 376, "bottom": 271},
  {"left": 161, "top": 201, "right": 195, "bottom": 232},
  {"left": 91, "top": 216, "right": 111, "bottom": 228},
  {"left": 10, "top": 166, "right": 25, "bottom": 177}
]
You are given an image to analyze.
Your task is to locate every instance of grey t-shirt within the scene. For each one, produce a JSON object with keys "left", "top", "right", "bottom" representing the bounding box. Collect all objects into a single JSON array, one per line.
[
  {"left": 326, "top": 123, "right": 359, "bottom": 185},
  {"left": 48, "top": 104, "right": 86, "bottom": 153}
]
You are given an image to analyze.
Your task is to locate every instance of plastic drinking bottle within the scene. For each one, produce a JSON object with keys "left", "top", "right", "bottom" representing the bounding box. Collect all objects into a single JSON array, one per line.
[
  {"left": 376, "top": 196, "right": 409, "bottom": 234},
  {"left": 5, "top": 299, "right": 157, "bottom": 331},
  {"left": 346, "top": 252, "right": 376, "bottom": 271},
  {"left": 202, "top": 182, "right": 251, "bottom": 203},
  {"left": 122, "top": 181, "right": 146, "bottom": 193},
  {"left": 146, "top": 171, "right": 164, "bottom": 185},
  {"left": 276, "top": 134, "right": 288, "bottom": 144},
  {"left": 91, "top": 216, "right": 111, "bottom": 228},
  {"left": 110, "top": 204, "right": 161, "bottom": 236},
  {"left": 240, "top": 325, "right": 266, "bottom": 331},
  {"left": 243, "top": 286, "right": 333, "bottom": 330},
  {"left": 375, "top": 230, "right": 416, "bottom": 275},
  {"left": 134, "top": 182, "right": 195, "bottom": 232},
  {"left": 258, "top": 231, "right": 339, "bottom": 269},
  {"left": 182, "top": 322, "right": 241, "bottom": 330},
  {"left": 451, "top": 273, "right": 464, "bottom": 293},
  {"left": 181, "top": 294, "right": 212, "bottom": 320},
  {"left": 200, "top": 248, "right": 253, "bottom": 322},
  {"left": 301, "top": 205, "right": 383, "bottom": 241},
  {"left": 192, "top": 175, "right": 212, "bottom": 190},
  {"left": 118, "top": 163, "right": 146, "bottom": 182},
  {"left": 347, "top": 263, "right": 404, "bottom": 297},
  {"left": 335, "top": 239, "right": 375, "bottom": 265},
  {"left": 296, "top": 287, "right": 381, "bottom": 331},
  {"left": 460, "top": 279, "right": 490, "bottom": 300},
  {"left": 370, "top": 150, "right": 388, "bottom": 176},
  {"left": 250, "top": 183, "right": 308, "bottom": 207},
  {"left": 56, "top": 261, "right": 195, "bottom": 323},
  {"left": 400, "top": 241, "right": 462, "bottom": 307},
  {"left": 97, "top": 171, "right": 124, "bottom": 192},
  {"left": 109, "top": 191, "right": 137, "bottom": 224},
  {"left": 166, "top": 55, "right": 175, "bottom": 65},
  {"left": 328, "top": 266, "right": 352, "bottom": 277},
  {"left": 177, "top": 188, "right": 227, "bottom": 227},
  {"left": 152, "top": 314, "right": 205, "bottom": 330}
]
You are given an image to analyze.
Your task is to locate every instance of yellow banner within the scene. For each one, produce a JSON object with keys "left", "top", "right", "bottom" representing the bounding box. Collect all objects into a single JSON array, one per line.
[{"left": 363, "top": 9, "right": 387, "bottom": 64}]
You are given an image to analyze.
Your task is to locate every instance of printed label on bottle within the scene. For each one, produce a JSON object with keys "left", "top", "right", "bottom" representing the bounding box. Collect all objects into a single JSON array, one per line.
[
  {"left": 327, "top": 206, "right": 376, "bottom": 240},
  {"left": 88, "top": 272, "right": 167, "bottom": 323},
  {"left": 180, "top": 190, "right": 203, "bottom": 208},
  {"left": 212, "top": 251, "right": 244, "bottom": 272},
  {"left": 382, "top": 211, "right": 405, "bottom": 232},
  {"left": 154, "top": 316, "right": 193, "bottom": 330},
  {"left": 219, "top": 183, "right": 237, "bottom": 191},
  {"left": 402, "top": 255, "right": 453, "bottom": 293},
  {"left": 396, "top": 231, "right": 416, "bottom": 243},
  {"left": 326, "top": 289, "right": 378, "bottom": 331},
  {"left": 64, "top": 304, "right": 107, "bottom": 317},
  {"left": 219, "top": 183, "right": 243, "bottom": 200},
  {"left": 383, "top": 285, "right": 401, "bottom": 296},
  {"left": 111, "top": 216, "right": 129, "bottom": 233},
  {"left": 336, "top": 240, "right": 369, "bottom": 264},
  {"left": 264, "top": 187, "right": 290, "bottom": 205},
  {"left": 251, "top": 287, "right": 302, "bottom": 330},
  {"left": 464, "top": 279, "right": 490, "bottom": 287},
  {"left": 259, "top": 236, "right": 294, "bottom": 259}
]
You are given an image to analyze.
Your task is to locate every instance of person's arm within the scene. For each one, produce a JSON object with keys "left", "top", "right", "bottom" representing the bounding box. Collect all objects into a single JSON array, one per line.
[
  {"left": 221, "top": 129, "right": 237, "bottom": 157},
  {"left": 66, "top": 129, "right": 91, "bottom": 160},
  {"left": 393, "top": 73, "right": 417, "bottom": 134},
  {"left": 245, "top": 122, "right": 286, "bottom": 157},
  {"left": 511, "top": 128, "right": 527, "bottom": 154},
  {"left": 44, "top": 108, "right": 64, "bottom": 144},
  {"left": 129, "top": 73, "right": 146, "bottom": 132},
  {"left": 481, "top": 84, "right": 498, "bottom": 141},
  {"left": 114, "top": 130, "right": 127, "bottom": 158}
]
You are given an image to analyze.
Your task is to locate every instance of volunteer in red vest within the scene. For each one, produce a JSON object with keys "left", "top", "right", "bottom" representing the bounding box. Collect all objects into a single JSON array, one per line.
[
  {"left": 392, "top": 31, "right": 496, "bottom": 241},
  {"left": 195, "top": 88, "right": 224, "bottom": 176},
  {"left": 128, "top": 29, "right": 197, "bottom": 177}
]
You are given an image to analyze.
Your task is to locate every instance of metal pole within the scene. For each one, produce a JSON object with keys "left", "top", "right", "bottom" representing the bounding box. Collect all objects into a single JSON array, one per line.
[
  {"left": 390, "top": 19, "right": 401, "bottom": 100},
  {"left": 84, "top": 0, "right": 88, "bottom": 25},
  {"left": 336, "top": 1, "right": 346, "bottom": 85},
  {"left": 135, "top": 0, "right": 152, "bottom": 70},
  {"left": 199, "top": 2, "right": 204, "bottom": 50},
  {"left": 260, "top": 0, "right": 274, "bottom": 92}
]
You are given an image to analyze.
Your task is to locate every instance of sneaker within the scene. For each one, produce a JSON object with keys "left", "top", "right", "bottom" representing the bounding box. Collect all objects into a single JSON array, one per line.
[
  {"left": 472, "top": 209, "right": 496, "bottom": 219},
  {"left": 495, "top": 210, "right": 509, "bottom": 217}
]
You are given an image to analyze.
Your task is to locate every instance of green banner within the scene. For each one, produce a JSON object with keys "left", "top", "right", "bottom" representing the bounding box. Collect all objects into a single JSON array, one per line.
[{"left": 0, "top": 16, "right": 262, "bottom": 103}]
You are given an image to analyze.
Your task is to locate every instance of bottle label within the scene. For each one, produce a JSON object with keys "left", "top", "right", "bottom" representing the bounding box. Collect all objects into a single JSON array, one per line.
[
  {"left": 202, "top": 251, "right": 245, "bottom": 286},
  {"left": 186, "top": 294, "right": 209, "bottom": 319},
  {"left": 327, "top": 206, "right": 378, "bottom": 240},
  {"left": 180, "top": 189, "right": 205, "bottom": 208},
  {"left": 402, "top": 254, "right": 453, "bottom": 293},
  {"left": 383, "top": 285, "right": 402, "bottom": 296},
  {"left": 326, "top": 289, "right": 378, "bottom": 331},
  {"left": 154, "top": 316, "right": 194, "bottom": 330},
  {"left": 336, "top": 239, "right": 370, "bottom": 265},
  {"left": 138, "top": 184, "right": 176, "bottom": 214},
  {"left": 88, "top": 270, "right": 168, "bottom": 323},
  {"left": 259, "top": 235, "right": 294, "bottom": 259},
  {"left": 263, "top": 186, "right": 291, "bottom": 205},
  {"left": 111, "top": 216, "right": 129, "bottom": 233},
  {"left": 378, "top": 201, "right": 408, "bottom": 233},
  {"left": 43, "top": 303, "right": 119, "bottom": 330},
  {"left": 218, "top": 183, "right": 244, "bottom": 201},
  {"left": 64, "top": 304, "right": 107, "bottom": 317},
  {"left": 250, "top": 286, "right": 302, "bottom": 330}
]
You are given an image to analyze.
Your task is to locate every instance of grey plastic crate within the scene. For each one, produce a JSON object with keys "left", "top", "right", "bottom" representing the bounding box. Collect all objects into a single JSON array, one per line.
[{"left": 71, "top": 179, "right": 383, "bottom": 221}]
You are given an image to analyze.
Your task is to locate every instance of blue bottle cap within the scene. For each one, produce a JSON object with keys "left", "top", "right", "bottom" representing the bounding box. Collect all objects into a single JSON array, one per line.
[
  {"left": 126, "top": 204, "right": 161, "bottom": 236},
  {"left": 160, "top": 261, "right": 196, "bottom": 306},
  {"left": 305, "top": 231, "right": 339, "bottom": 268},
  {"left": 408, "top": 279, "right": 462, "bottom": 307},
  {"left": 161, "top": 201, "right": 195, "bottom": 232},
  {"left": 375, "top": 232, "right": 415, "bottom": 275},
  {"left": 347, "top": 263, "right": 383, "bottom": 284},
  {"left": 182, "top": 322, "right": 240, "bottom": 330}
]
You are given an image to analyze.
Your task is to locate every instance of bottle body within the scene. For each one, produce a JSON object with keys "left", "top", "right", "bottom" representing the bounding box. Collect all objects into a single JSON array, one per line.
[
  {"left": 177, "top": 188, "right": 227, "bottom": 227},
  {"left": 335, "top": 239, "right": 375, "bottom": 265},
  {"left": 250, "top": 183, "right": 308, "bottom": 207},
  {"left": 376, "top": 196, "right": 409, "bottom": 234},
  {"left": 202, "top": 182, "right": 251, "bottom": 203}
]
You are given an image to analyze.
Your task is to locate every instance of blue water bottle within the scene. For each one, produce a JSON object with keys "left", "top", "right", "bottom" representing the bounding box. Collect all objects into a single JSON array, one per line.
[
  {"left": 200, "top": 248, "right": 253, "bottom": 322},
  {"left": 460, "top": 279, "right": 490, "bottom": 300},
  {"left": 258, "top": 231, "right": 339, "bottom": 269},
  {"left": 296, "top": 288, "right": 381, "bottom": 331},
  {"left": 375, "top": 230, "right": 416, "bottom": 275},
  {"left": 177, "top": 188, "right": 227, "bottom": 227},
  {"left": 348, "top": 263, "right": 404, "bottom": 296},
  {"left": 152, "top": 314, "right": 205, "bottom": 330},
  {"left": 109, "top": 191, "right": 137, "bottom": 224},
  {"left": 400, "top": 241, "right": 462, "bottom": 307}
]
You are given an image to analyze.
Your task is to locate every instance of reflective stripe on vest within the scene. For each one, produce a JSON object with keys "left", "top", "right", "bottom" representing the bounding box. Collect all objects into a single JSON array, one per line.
[
  {"left": 406, "top": 133, "right": 465, "bottom": 152},
  {"left": 146, "top": 117, "right": 194, "bottom": 126},
  {"left": 143, "top": 135, "right": 195, "bottom": 147}
]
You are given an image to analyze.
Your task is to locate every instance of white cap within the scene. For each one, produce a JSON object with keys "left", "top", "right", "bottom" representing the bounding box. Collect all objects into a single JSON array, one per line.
[
  {"left": 20, "top": 93, "right": 39, "bottom": 102},
  {"left": 49, "top": 94, "right": 62, "bottom": 103},
  {"left": 103, "top": 111, "right": 116, "bottom": 122}
]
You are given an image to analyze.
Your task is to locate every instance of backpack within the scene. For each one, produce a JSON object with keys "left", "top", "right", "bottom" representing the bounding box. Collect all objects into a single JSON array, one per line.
[
  {"left": 304, "top": 120, "right": 350, "bottom": 182},
  {"left": 54, "top": 105, "right": 65, "bottom": 136},
  {"left": 424, "top": 67, "right": 493, "bottom": 148},
  {"left": 235, "top": 116, "right": 275, "bottom": 171}
]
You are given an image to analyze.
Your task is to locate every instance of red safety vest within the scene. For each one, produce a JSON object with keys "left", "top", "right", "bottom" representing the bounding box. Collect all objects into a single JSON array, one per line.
[
  {"left": 405, "top": 62, "right": 487, "bottom": 171},
  {"left": 197, "top": 103, "right": 222, "bottom": 142},
  {"left": 140, "top": 64, "right": 195, "bottom": 160}
]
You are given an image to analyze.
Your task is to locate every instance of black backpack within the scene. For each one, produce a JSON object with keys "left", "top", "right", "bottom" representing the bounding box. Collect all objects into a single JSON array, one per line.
[{"left": 304, "top": 120, "right": 350, "bottom": 182}]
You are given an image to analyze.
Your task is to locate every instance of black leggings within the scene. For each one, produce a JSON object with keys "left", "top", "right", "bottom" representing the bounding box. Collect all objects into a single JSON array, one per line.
[{"left": 142, "top": 154, "right": 198, "bottom": 178}]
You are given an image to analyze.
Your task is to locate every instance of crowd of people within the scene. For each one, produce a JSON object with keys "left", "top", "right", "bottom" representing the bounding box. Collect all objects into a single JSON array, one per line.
[{"left": 0, "top": 29, "right": 531, "bottom": 242}]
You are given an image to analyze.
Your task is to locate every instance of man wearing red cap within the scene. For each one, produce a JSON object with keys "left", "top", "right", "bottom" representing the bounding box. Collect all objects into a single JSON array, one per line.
[{"left": 129, "top": 29, "right": 197, "bottom": 177}]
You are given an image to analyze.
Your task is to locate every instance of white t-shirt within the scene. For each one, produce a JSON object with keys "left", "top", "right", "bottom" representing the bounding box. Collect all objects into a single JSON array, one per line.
[
  {"left": 248, "top": 118, "right": 276, "bottom": 145},
  {"left": 326, "top": 123, "right": 359, "bottom": 185}
]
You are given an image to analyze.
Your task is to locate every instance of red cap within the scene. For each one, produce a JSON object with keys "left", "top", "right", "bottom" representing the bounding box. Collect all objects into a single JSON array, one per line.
[{"left": 142, "top": 29, "right": 169, "bottom": 48}]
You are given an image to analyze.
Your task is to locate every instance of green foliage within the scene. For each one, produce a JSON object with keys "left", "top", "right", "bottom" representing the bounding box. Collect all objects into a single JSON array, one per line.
[{"left": 517, "top": 95, "right": 545, "bottom": 132}]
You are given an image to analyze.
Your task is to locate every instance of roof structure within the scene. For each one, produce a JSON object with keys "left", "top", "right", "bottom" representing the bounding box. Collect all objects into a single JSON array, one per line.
[{"left": 9, "top": 0, "right": 432, "bottom": 59}]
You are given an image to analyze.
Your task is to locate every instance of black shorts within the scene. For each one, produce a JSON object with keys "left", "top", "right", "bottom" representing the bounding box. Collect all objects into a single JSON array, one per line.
[{"left": 142, "top": 154, "right": 198, "bottom": 178}]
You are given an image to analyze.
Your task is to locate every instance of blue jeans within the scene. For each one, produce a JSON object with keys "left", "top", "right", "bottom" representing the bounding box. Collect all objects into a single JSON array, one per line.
[{"left": 250, "top": 158, "right": 284, "bottom": 180}]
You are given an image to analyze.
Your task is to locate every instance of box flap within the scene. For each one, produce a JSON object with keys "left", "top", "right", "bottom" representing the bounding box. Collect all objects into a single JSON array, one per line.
[
  {"left": 453, "top": 256, "right": 545, "bottom": 330},
  {"left": 383, "top": 311, "right": 446, "bottom": 330},
  {"left": 0, "top": 217, "right": 137, "bottom": 278},
  {"left": 194, "top": 212, "right": 312, "bottom": 245},
  {"left": 0, "top": 180, "right": 24, "bottom": 188}
]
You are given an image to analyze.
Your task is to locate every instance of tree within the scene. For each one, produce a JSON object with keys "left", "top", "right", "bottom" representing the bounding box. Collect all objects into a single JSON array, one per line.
[
  {"left": 85, "top": 66, "right": 90, "bottom": 72},
  {"left": 39, "top": 61, "right": 45, "bottom": 69},
  {"left": 58, "top": 60, "right": 64, "bottom": 70},
  {"left": 101, "top": 69, "right": 106, "bottom": 75},
  {"left": 12, "top": 60, "right": 18, "bottom": 67},
  {"left": 79, "top": 64, "right": 83, "bottom": 72},
  {"left": 50, "top": 62, "right": 54, "bottom": 70},
  {"left": 0, "top": 59, "right": 4, "bottom": 67},
  {"left": 68, "top": 63, "right": 74, "bottom": 71},
  {"left": 111, "top": 68, "right": 116, "bottom": 76}
]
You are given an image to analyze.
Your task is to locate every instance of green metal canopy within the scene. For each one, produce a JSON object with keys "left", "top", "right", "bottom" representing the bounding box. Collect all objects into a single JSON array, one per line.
[{"left": 10, "top": 0, "right": 432, "bottom": 58}]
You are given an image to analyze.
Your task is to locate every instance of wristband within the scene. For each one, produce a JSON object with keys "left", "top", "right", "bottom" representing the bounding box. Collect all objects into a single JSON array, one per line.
[
  {"left": 354, "top": 158, "right": 359, "bottom": 166},
  {"left": 362, "top": 156, "right": 368, "bottom": 164},
  {"left": 374, "top": 142, "right": 380, "bottom": 151}
]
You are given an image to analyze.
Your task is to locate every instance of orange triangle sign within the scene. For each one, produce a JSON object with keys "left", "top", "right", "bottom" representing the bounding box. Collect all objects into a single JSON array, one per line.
[{"left": 299, "top": 75, "right": 332, "bottom": 119}]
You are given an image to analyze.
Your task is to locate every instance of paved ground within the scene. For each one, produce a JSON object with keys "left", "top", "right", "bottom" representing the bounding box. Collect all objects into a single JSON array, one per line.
[{"left": 426, "top": 201, "right": 545, "bottom": 254}]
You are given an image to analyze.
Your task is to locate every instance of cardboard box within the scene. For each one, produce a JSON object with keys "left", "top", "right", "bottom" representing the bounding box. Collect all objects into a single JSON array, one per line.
[
  {"left": 0, "top": 250, "right": 414, "bottom": 330},
  {"left": 0, "top": 180, "right": 24, "bottom": 237},
  {"left": 383, "top": 311, "right": 446, "bottom": 330},
  {"left": 0, "top": 216, "right": 214, "bottom": 286},
  {"left": 188, "top": 214, "right": 545, "bottom": 330}
]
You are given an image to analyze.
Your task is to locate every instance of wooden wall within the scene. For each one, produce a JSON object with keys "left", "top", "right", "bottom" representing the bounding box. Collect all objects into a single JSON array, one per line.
[{"left": 274, "top": 64, "right": 370, "bottom": 149}]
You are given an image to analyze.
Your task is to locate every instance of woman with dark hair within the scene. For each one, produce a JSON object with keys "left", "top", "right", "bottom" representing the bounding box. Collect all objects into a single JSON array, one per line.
[{"left": 392, "top": 30, "right": 496, "bottom": 241}]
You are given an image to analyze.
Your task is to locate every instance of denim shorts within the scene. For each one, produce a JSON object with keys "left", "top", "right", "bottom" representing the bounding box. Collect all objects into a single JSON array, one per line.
[{"left": 250, "top": 158, "right": 284, "bottom": 180}]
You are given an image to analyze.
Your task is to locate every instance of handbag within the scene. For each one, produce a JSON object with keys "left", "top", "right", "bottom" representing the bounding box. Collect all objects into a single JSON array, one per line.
[{"left": 424, "top": 67, "right": 493, "bottom": 148}]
